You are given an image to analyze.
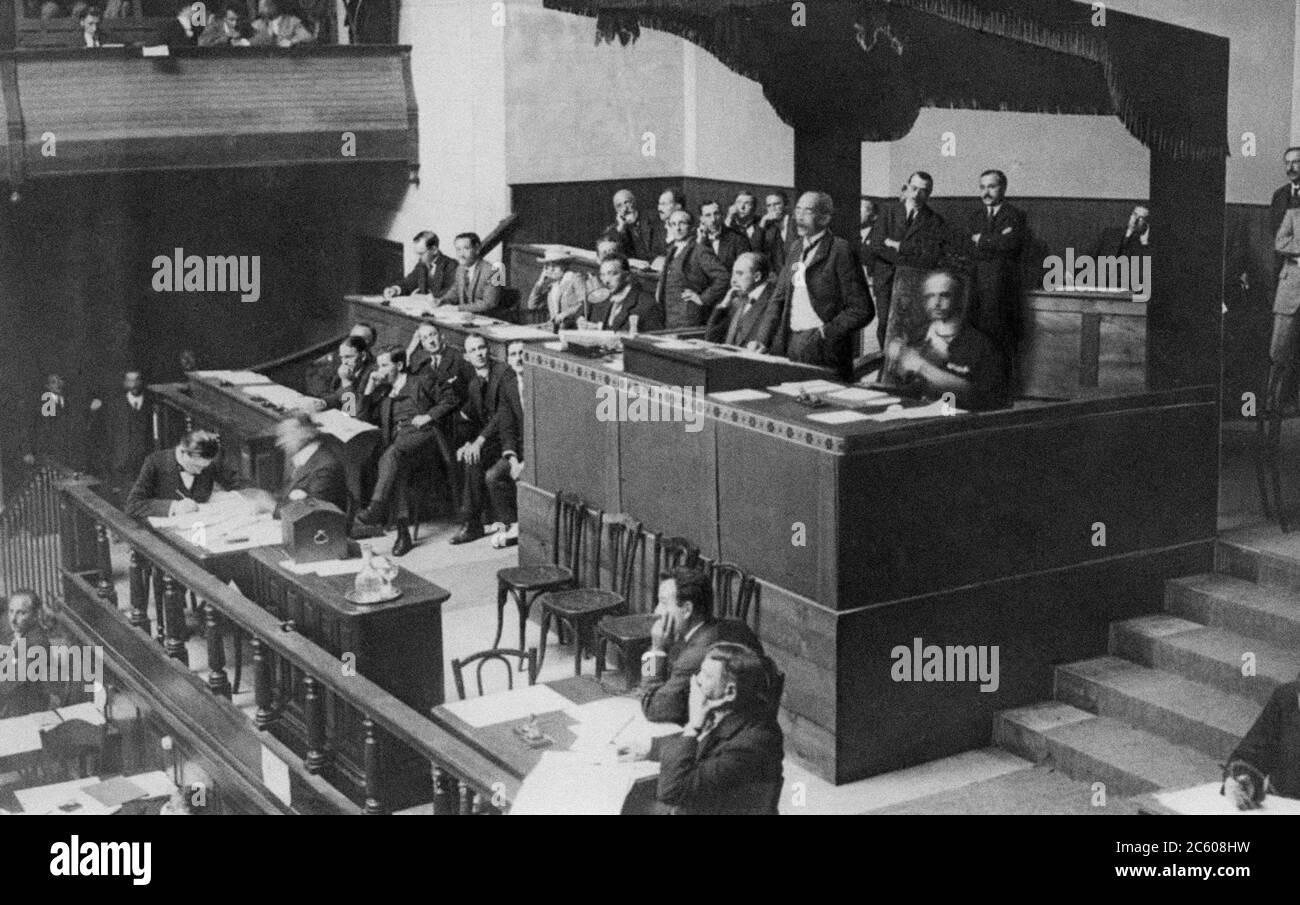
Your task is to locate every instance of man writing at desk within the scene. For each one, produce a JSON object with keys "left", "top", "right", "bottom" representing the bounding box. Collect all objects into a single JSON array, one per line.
[
  {"left": 125, "top": 430, "right": 248, "bottom": 520},
  {"left": 641, "top": 566, "right": 762, "bottom": 725},
  {"left": 888, "top": 271, "right": 1008, "bottom": 413}
]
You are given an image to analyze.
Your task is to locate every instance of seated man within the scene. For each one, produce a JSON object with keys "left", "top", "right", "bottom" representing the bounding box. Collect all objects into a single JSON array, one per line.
[
  {"left": 491, "top": 341, "right": 527, "bottom": 548},
  {"left": 623, "top": 641, "right": 784, "bottom": 815},
  {"left": 435, "top": 232, "right": 506, "bottom": 316},
  {"left": 384, "top": 231, "right": 458, "bottom": 301},
  {"left": 312, "top": 336, "right": 374, "bottom": 417},
  {"left": 1090, "top": 204, "right": 1150, "bottom": 261},
  {"left": 276, "top": 413, "right": 348, "bottom": 514},
  {"left": 698, "top": 200, "right": 751, "bottom": 272},
  {"left": 154, "top": 0, "right": 201, "bottom": 45},
  {"left": 355, "top": 347, "right": 457, "bottom": 556},
  {"left": 350, "top": 321, "right": 378, "bottom": 350},
  {"left": 588, "top": 254, "right": 664, "bottom": 333},
  {"left": 0, "top": 590, "right": 67, "bottom": 719},
  {"left": 1223, "top": 677, "right": 1300, "bottom": 808},
  {"left": 888, "top": 270, "right": 1009, "bottom": 412},
  {"left": 450, "top": 335, "right": 520, "bottom": 545},
  {"left": 125, "top": 430, "right": 248, "bottom": 519},
  {"left": 641, "top": 566, "right": 764, "bottom": 725},
  {"left": 79, "top": 6, "right": 115, "bottom": 46},
  {"left": 526, "top": 250, "right": 587, "bottom": 331},
  {"left": 250, "top": 0, "right": 316, "bottom": 46},
  {"left": 200, "top": 1, "right": 253, "bottom": 46},
  {"left": 705, "top": 251, "right": 779, "bottom": 351},
  {"left": 607, "top": 189, "right": 655, "bottom": 262}
]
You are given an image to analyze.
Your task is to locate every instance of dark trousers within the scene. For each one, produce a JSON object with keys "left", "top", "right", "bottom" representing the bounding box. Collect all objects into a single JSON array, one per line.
[
  {"left": 485, "top": 457, "right": 517, "bottom": 524},
  {"left": 370, "top": 427, "right": 444, "bottom": 511},
  {"left": 788, "top": 327, "right": 852, "bottom": 380},
  {"left": 457, "top": 444, "right": 508, "bottom": 525},
  {"left": 874, "top": 272, "right": 894, "bottom": 350}
]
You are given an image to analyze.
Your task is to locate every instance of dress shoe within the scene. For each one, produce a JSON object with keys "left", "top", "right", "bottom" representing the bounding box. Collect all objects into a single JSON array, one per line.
[
  {"left": 449, "top": 523, "right": 485, "bottom": 545},
  {"left": 392, "top": 523, "right": 414, "bottom": 557},
  {"left": 355, "top": 503, "right": 387, "bottom": 526}
]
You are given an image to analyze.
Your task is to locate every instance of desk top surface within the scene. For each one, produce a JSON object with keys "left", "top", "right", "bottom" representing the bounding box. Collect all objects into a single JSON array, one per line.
[
  {"left": 346, "top": 295, "right": 557, "bottom": 343},
  {"left": 248, "top": 545, "right": 450, "bottom": 617}
]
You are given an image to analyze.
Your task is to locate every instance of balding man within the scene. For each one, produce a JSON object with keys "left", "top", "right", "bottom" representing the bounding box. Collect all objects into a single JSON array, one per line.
[
  {"left": 769, "top": 192, "right": 875, "bottom": 379},
  {"left": 608, "top": 189, "right": 655, "bottom": 262},
  {"left": 276, "top": 414, "right": 349, "bottom": 514},
  {"left": 706, "top": 252, "right": 780, "bottom": 352},
  {"left": 656, "top": 209, "right": 730, "bottom": 329}
]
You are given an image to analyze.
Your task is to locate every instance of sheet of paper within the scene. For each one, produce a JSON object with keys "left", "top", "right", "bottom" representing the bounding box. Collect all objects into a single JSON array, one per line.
[
  {"left": 353, "top": 295, "right": 389, "bottom": 304},
  {"left": 482, "top": 325, "right": 557, "bottom": 342},
  {"left": 279, "top": 558, "right": 368, "bottom": 577},
  {"left": 192, "top": 370, "right": 270, "bottom": 387},
  {"left": 565, "top": 698, "right": 681, "bottom": 755},
  {"left": 204, "top": 521, "right": 283, "bottom": 554},
  {"left": 767, "top": 380, "right": 846, "bottom": 397},
  {"left": 441, "top": 684, "right": 581, "bottom": 729},
  {"left": 807, "top": 410, "right": 873, "bottom": 425},
  {"left": 312, "top": 408, "right": 377, "bottom": 444},
  {"left": 389, "top": 297, "right": 434, "bottom": 317},
  {"left": 82, "top": 776, "right": 148, "bottom": 808},
  {"left": 243, "top": 384, "right": 315, "bottom": 411},
  {"left": 1153, "top": 782, "right": 1300, "bottom": 815},
  {"left": 128, "top": 771, "right": 176, "bottom": 798},
  {"left": 0, "top": 714, "right": 44, "bottom": 758},
  {"left": 56, "top": 702, "right": 107, "bottom": 727},
  {"left": 709, "top": 389, "right": 772, "bottom": 404},
  {"left": 14, "top": 778, "right": 112, "bottom": 815},
  {"left": 862, "top": 401, "right": 967, "bottom": 422},
  {"left": 651, "top": 340, "right": 699, "bottom": 351},
  {"left": 261, "top": 745, "right": 292, "bottom": 806},
  {"left": 825, "top": 387, "right": 902, "bottom": 407},
  {"left": 510, "top": 751, "right": 658, "bottom": 816}
]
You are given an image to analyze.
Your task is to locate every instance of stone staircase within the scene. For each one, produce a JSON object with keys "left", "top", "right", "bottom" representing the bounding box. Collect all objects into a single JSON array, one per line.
[{"left": 996, "top": 527, "right": 1300, "bottom": 801}]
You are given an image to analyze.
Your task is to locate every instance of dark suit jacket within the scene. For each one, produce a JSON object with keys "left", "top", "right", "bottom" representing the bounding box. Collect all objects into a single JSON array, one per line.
[
  {"left": 869, "top": 202, "right": 948, "bottom": 274},
  {"left": 377, "top": 369, "right": 459, "bottom": 444},
  {"left": 769, "top": 233, "right": 875, "bottom": 355},
  {"left": 655, "top": 711, "right": 784, "bottom": 815},
  {"left": 416, "top": 348, "right": 477, "bottom": 438},
  {"left": 968, "top": 203, "right": 1028, "bottom": 348},
  {"left": 656, "top": 238, "right": 731, "bottom": 328},
  {"left": 1089, "top": 227, "right": 1149, "bottom": 261},
  {"left": 435, "top": 260, "right": 505, "bottom": 315},
  {"left": 588, "top": 285, "right": 665, "bottom": 333},
  {"left": 759, "top": 216, "right": 795, "bottom": 273},
  {"left": 125, "top": 449, "right": 248, "bottom": 519},
  {"left": 396, "top": 253, "right": 458, "bottom": 298},
  {"left": 705, "top": 282, "right": 780, "bottom": 350},
  {"left": 609, "top": 218, "right": 657, "bottom": 262},
  {"left": 641, "top": 618, "right": 764, "bottom": 725},
  {"left": 105, "top": 394, "right": 154, "bottom": 487},
  {"left": 322, "top": 358, "right": 375, "bottom": 415},
  {"left": 154, "top": 18, "right": 200, "bottom": 46},
  {"left": 702, "top": 228, "right": 750, "bottom": 272},
  {"left": 460, "top": 362, "right": 523, "bottom": 459},
  {"left": 280, "top": 442, "right": 349, "bottom": 513}
]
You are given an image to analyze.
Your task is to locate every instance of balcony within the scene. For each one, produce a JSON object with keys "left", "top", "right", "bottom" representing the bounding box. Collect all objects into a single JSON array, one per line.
[{"left": 0, "top": 43, "right": 418, "bottom": 183}]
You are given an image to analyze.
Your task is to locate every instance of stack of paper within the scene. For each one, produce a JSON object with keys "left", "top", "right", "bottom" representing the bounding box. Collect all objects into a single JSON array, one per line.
[
  {"left": 482, "top": 325, "right": 557, "bottom": 342},
  {"left": 767, "top": 379, "right": 846, "bottom": 398},
  {"left": 510, "top": 752, "right": 659, "bottom": 815},
  {"left": 824, "top": 387, "right": 902, "bottom": 407},
  {"left": 390, "top": 297, "right": 434, "bottom": 317},
  {"left": 709, "top": 388, "right": 772, "bottom": 404},
  {"left": 279, "top": 558, "right": 369, "bottom": 577},
  {"left": 193, "top": 370, "right": 271, "bottom": 387}
]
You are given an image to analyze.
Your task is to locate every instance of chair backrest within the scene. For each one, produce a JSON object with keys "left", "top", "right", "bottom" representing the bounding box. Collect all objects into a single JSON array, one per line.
[
  {"left": 711, "top": 562, "right": 757, "bottom": 627},
  {"left": 553, "top": 492, "right": 602, "bottom": 584},
  {"left": 655, "top": 534, "right": 699, "bottom": 573},
  {"left": 450, "top": 648, "right": 538, "bottom": 700},
  {"left": 605, "top": 514, "right": 644, "bottom": 600}
]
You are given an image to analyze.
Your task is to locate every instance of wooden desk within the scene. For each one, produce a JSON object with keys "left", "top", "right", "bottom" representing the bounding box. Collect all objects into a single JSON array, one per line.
[
  {"left": 345, "top": 295, "right": 557, "bottom": 362},
  {"left": 429, "top": 675, "right": 660, "bottom": 813},
  {"left": 1020, "top": 289, "right": 1146, "bottom": 399},
  {"left": 245, "top": 546, "right": 450, "bottom": 808},
  {"left": 517, "top": 344, "right": 1218, "bottom": 784}
]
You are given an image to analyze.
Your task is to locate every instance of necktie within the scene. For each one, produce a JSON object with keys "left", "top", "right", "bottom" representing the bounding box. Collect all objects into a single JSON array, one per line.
[
  {"left": 986, "top": 207, "right": 996, "bottom": 228},
  {"left": 461, "top": 269, "right": 471, "bottom": 302},
  {"left": 906, "top": 209, "right": 915, "bottom": 228},
  {"left": 725, "top": 292, "right": 747, "bottom": 346}
]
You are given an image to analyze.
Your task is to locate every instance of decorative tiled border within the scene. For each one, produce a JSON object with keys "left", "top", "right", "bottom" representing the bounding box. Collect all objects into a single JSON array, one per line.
[{"left": 522, "top": 347, "right": 850, "bottom": 454}]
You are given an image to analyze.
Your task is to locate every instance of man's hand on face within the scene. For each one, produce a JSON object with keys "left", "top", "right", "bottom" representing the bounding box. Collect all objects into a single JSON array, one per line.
[
  {"left": 650, "top": 607, "right": 677, "bottom": 652},
  {"left": 884, "top": 238, "right": 901, "bottom": 251}
]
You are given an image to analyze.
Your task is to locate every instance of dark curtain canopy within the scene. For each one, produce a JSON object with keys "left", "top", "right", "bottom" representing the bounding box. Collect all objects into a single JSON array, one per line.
[{"left": 542, "top": 0, "right": 1229, "bottom": 162}]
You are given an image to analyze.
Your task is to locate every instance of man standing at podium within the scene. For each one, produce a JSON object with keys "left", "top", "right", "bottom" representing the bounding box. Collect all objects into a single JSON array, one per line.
[{"left": 769, "top": 192, "right": 874, "bottom": 380}]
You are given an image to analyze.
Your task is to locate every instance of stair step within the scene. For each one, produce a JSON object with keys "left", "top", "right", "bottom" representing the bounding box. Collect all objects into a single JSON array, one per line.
[
  {"left": 1054, "top": 656, "right": 1259, "bottom": 761},
  {"left": 865, "top": 763, "right": 1141, "bottom": 815},
  {"left": 1111, "top": 616, "right": 1300, "bottom": 705},
  {"left": 1217, "top": 532, "right": 1300, "bottom": 593},
  {"left": 1165, "top": 573, "right": 1300, "bottom": 647},
  {"left": 996, "top": 702, "right": 1223, "bottom": 798}
]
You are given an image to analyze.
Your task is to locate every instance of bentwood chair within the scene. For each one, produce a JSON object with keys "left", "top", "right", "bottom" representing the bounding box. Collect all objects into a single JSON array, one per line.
[
  {"left": 538, "top": 514, "right": 642, "bottom": 675},
  {"left": 450, "top": 648, "right": 539, "bottom": 700},
  {"left": 493, "top": 492, "right": 588, "bottom": 657},
  {"left": 710, "top": 561, "right": 759, "bottom": 628},
  {"left": 593, "top": 533, "right": 700, "bottom": 683}
]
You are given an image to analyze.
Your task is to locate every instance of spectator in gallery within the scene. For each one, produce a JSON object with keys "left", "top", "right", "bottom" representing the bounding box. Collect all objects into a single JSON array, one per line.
[
  {"left": 200, "top": 1, "right": 254, "bottom": 46},
  {"left": 655, "top": 209, "right": 730, "bottom": 330},
  {"left": 698, "top": 200, "right": 750, "bottom": 272},
  {"left": 607, "top": 190, "right": 654, "bottom": 263},
  {"left": 1089, "top": 204, "right": 1150, "bottom": 260},
  {"left": 23, "top": 373, "right": 97, "bottom": 472},
  {"left": 250, "top": 0, "right": 316, "bottom": 47},
  {"left": 758, "top": 191, "right": 794, "bottom": 272},
  {"left": 725, "top": 190, "right": 763, "bottom": 249},
  {"left": 526, "top": 249, "right": 587, "bottom": 331}
]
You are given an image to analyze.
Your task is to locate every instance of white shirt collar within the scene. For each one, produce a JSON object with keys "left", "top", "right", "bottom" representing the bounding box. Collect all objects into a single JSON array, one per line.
[
  {"left": 683, "top": 621, "right": 704, "bottom": 644},
  {"left": 609, "top": 283, "right": 633, "bottom": 304},
  {"left": 748, "top": 281, "right": 768, "bottom": 301},
  {"left": 291, "top": 442, "right": 321, "bottom": 470},
  {"left": 128, "top": 393, "right": 144, "bottom": 410},
  {"left": 803, "top": 230, "right": 827, "bottom": 250}
]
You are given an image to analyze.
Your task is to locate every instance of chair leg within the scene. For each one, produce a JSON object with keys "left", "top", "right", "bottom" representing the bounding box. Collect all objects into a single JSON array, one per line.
[
  {"left": 516, "top": 593, "right": 531, "bottom": 671},
  {"left": 537, "top": 609, "right": 552, "bottom": 672},
  {"left": 493, "top": 581, "right": 507, "bottom": 649},
  {"left": 573, "top": 618, "right": 584, "bottom": 677},
  {"left": 595, "top": 635, "right": 606, "bottom": 680}
]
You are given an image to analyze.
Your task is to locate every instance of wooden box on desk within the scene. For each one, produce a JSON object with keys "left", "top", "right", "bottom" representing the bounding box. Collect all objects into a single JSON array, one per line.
[
  {"left": 621, "top": 337, "right": 832, "bottom": 393},
  {"left": 280, "top": 499, "right": 349, "bottom": 564}
]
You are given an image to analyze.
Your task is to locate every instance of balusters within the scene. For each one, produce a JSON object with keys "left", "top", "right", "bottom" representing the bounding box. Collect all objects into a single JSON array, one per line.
[
  {"left": 128, "top": 550, "right": 152, "bottom": 634},
  {"left": 252, "top": 638, "right": 277, "bottom": 729},
  {"left": 432, "top": 767, "right": 457, "bottom": 815},
  {"left": 94, "top": 523, "right": 117, "bottom": 606},
  {"left": 161, "top": 574, "right": 189, "bottom": 664},
  {"left": 362, "top": 719, "right": 385, "bottom": 814},
  {"left": 457, "top": 780, "right": 476, "bottom": 816},
  {"left": 204, "top": 602, "right": 232, "bottom": 699},
  {"left": 303, "top": 676, "right": 329, "bottom": 774}
]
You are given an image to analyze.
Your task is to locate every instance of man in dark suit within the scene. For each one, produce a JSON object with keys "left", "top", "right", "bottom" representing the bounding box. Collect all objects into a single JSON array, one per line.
[
  {"left": 1089, "top": 204, "right": 1150, "bottom": 261},
  {"left": 648, "top": 642, "right": 784, "bottom": 815},
  {"left": 607, "top": 189, "right": 656, "bottom": 262},
  {"left": 23, "top": 373, "right": 92, "bottom": 472},
  {"left": 101, "top": 370, "right": 153, "bottom": 500},
  {"left": 1271, "top": 148, "right": 1300, "bottom": 256},
  {"left": 435, "top": 232, "right": 507, "bottom": 317},
  {"left": 705, "top": 252, "right": 780, "bottom": 351},
  {"left": 769, "top": 191, "right": 875, "bottom": 380},
  {"left": 641, "top": 566, "right": 764, "bottom": 726},
  {"left": 404, "top": 324, "right": 475, "bottom": 426},
  {"left": 355, "top": 346, "right": 458, "bottom": 555},
  {"left": 967, "top": 169, "right": 1027, "bottom": 367},
  {"left": 384, "top": 231, "right": 458, "bottom": 301},
  {"left": 0, "top": 591, "right": 64, "bottom": 719},
  {"left": 869, "top": 171, "right": 948, "bottom": 349},
  {"left": 125, "top": 431, "right": 248, "bottom": 520},
  {"left": 588, "top": 255, "right": 664, "bottom": 332},
  {"left": 275, "top": 413, "right": 349, "bottom": 514},
  {"left": 698, "top": 200, "right": 750, "bottom": 272},
  {"left": 656, "top": 210, "right": 730, "bottom": 329},
  {"left": 758, "top": 191, "right": 795, "bottom": 273},
  {"left": 154, "top": 0, "right": 201, "bottom": 45},
  {"left": 313, "top": 337, "right": 374, "bottom": 417},
  {"left": 450, "top": 334, "right": 520, "bottom": 546},
  {"left": 859, "top": 197, "right": 887, "bottom": 306},
  {"left": 725, "top": 191, "right": 764, "bottom": 249},
  {"left": 488, "top": 341, "right": 527, "bottom": 547}
]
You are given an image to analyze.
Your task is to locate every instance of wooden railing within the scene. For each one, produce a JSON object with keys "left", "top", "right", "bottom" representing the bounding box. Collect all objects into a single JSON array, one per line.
[
  {"left": 58, "top": 479, "right": 513, "bottom": 814},
  {"left": 0, "top": 464, "right": 76, "bottom": 605}
]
